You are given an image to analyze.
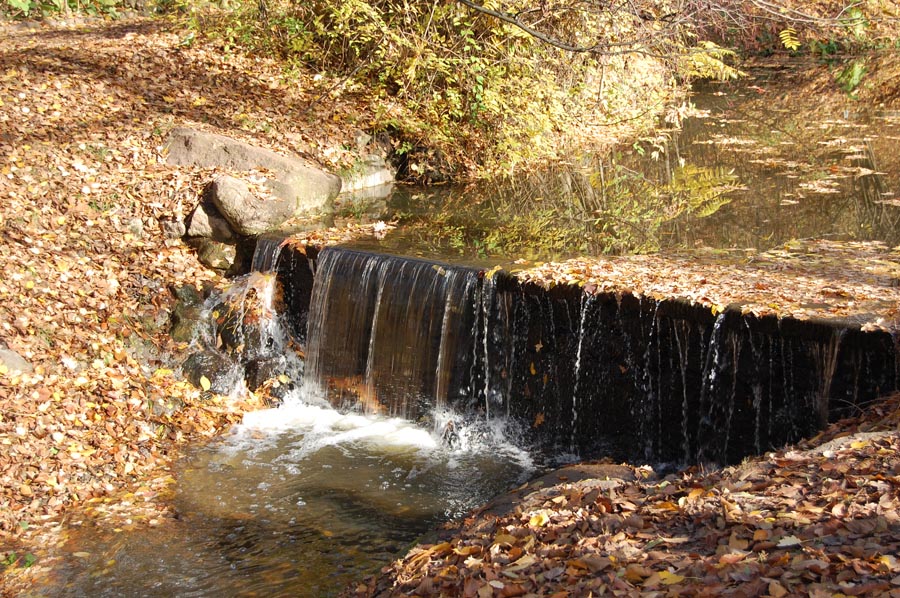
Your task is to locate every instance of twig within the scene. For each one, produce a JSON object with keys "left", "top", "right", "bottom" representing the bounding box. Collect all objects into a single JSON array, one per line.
[{"left": 302, "top": 62, "right": 366, "bottom": 116}]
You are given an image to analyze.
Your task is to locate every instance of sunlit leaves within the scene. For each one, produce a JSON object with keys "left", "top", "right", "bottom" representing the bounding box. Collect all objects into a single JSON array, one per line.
[
  {"left": 779, "top": 28, "right": 801, "bottom": 52},
  {"left": 527, "top": 511, "right": 550, "bottom": 527},
  {"left": 0, "top": 18, "right": 278, "bottom": 563},
  {"left": 363, "top": 394, "right": 900, "bottom": 597},
  {"left": 680, "top": 41, "right": 746, "bottom": 81},
  {"left": 517, "top": 239, "right": 900, "bottom": 330}
]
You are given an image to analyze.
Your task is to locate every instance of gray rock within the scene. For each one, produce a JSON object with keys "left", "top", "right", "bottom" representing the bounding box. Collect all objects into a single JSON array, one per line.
[
  {"left": 353, "top": 130, "right": 372, "bottom": 153},
  {"left": 169, "top": 303, "right": 208, "bottom": 344},
  {"left": 182, "top": 350, "right": 241, "bottom": 395},
  {"left": 127, "top": 217, "right": 144, "bottom": 238},
  {"left": 192, "top": 239, "right": 237, "bottom": 271},
  {"left": 165, "top": 127, "right": 341, "bottom": 214},
  {"left": 186, "top": 200, "right": 237, "bottom": 242},
  {"left": 340, "top": 154, "right": 395, "bottom": 193},
  {"left": 0, "top": 348, "right": 32, "bottom": 375},
  {"left": 159, "top": 217, "right": 186, "bottom": 239},
  {"left": 171, "top": 284, "right": 203, "bottom": 306},
  {"left": 207, "top": 175, "right": 295, "bottom": 236}
]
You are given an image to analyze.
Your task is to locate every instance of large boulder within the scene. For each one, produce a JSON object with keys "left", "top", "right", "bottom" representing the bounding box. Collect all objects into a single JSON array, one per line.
[
  {"left": 165, "top": 127, "right": 342, "bottom": 214},
  {"left": 206, "top": 174, "right": 295, "bottom": 236},
  {"left": 186, "top": 199, "right": 237, "bottom": 241},
  {"left": 340, "top": 154, "right": 395, "bottom": 193}
]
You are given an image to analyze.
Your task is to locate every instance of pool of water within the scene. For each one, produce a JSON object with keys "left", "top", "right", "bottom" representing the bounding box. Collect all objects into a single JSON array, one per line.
[
  {"left": 45, "top": 394, "right": 533, "bottom": 597},
  {"left": 336, "top": 60, "right": 900, "bottom": 261}
]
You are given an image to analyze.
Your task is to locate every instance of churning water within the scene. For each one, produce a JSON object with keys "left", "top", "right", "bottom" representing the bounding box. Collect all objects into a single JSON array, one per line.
[{"left": 48, "top": 389, "right": 532, "bottom": 597}]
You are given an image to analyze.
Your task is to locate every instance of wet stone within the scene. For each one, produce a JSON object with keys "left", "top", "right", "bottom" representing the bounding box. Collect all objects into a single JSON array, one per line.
[
  {"left": 191, "top": 238, "right": 237, "bottom": 271},
  {"left": 213, "top": 304, "right": 274, "bottom": 359},
  {"left": 182, "top": 350, "right": 241, "bottom": 395},
  {"left": 244, "top": 357, "right": 286, "bottom": 391},
  {"left": 170, "top": 304, "right": 209, "bottom": 344},
  {"left": 171, "top": 283, "right": 203, "bottom": 307}
]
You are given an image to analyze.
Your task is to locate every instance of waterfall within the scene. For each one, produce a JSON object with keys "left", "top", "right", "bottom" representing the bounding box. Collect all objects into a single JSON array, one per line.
[
  {"left": 251, "top": 235, "right": 287, "bottom": 273},
  {"left": 264, "top": 244, "right": 898, "bottom": 466},
  {"left": 303, "top": 248, "right": 481, "bottom": 420}
]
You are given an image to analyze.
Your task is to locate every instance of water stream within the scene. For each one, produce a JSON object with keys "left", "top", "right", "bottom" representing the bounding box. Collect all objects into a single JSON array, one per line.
[
  {"left": 50, "top": 393, "right": 531, "bottom": 597},
  {"left": 43, "top": 65, "right": 900, "bottom": 596},
  {"left": 47, "top": 250, "right": 533, "bottom": 597}
]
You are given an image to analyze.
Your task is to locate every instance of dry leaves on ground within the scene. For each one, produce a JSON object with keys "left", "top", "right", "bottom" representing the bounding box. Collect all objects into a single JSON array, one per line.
[
  {"left": 0, "top": 16, "right": 379, "bottom": 591},
  {"left": 353, "top": 395, "right": 900, "bottom": 598},
  {"left": 517, "top": 239, "right": 900, "bottom": 331}
]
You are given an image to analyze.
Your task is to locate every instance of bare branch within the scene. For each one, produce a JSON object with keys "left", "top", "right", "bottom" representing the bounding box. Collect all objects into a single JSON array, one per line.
[
  {"left": 453, "top": 0, "right": 683, "bottom": 58},
  {"left": 454, "top": 0, "right": 603, "bottom": 52}
]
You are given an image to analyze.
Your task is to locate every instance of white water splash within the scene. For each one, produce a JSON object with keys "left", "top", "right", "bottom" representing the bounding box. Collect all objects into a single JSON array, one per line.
[{"left": 230, "top": 388, "right": 534, "bottom": 475}]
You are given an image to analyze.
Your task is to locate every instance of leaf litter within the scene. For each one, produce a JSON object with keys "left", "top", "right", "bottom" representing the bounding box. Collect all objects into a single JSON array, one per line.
[
  {"left": 0, "top": 16, "right": 387, "bottom": 593},
  {"left": 350, "top": 395, "right": 900, "bottom": 597}
]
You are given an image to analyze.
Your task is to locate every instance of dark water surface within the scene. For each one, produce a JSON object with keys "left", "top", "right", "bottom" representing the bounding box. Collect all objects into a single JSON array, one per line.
[{"left": 339, "top": 62, "right": 900, "bottom": 261}]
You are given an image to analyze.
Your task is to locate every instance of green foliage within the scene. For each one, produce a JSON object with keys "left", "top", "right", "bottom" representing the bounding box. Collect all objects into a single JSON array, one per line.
[
  {"left": 836, "top": 58, "right": 867, "bottom": 95},
  {"left": 2, "top": 551, "right": 36, "bottom": 568},
  {"left": 0, "top": 0, "right": 125, "bottom": 18},
  {"left": 679, "top": 41, "right": 745, "bottom": 81},
  {"left": 176, "top": 0, "right": 689, "bottom": 176},
  {"left": 841, "top": 6, "right": 868, "bottom": 40},
  {"left": 809, "top": 38, "right": 841, "bottom": 57},
  {"left": 2, "top": 0, "right": 122, "bottom": 17}
]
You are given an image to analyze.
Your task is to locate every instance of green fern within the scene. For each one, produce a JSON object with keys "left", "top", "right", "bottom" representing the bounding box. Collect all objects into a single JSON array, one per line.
[{"left": 668, "top": 165, "right": 739, "bottom": 219}]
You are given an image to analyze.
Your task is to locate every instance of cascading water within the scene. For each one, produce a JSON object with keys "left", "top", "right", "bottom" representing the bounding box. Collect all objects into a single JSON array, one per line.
[
  {"left": 48, "top": 240, "right": 900, "bottom": 597},
  {"left": 49, "top": 244, "right": 533, "bottom": 598},
  {"left": 303, "top": 248, "right": 484, "bottom": 422}
]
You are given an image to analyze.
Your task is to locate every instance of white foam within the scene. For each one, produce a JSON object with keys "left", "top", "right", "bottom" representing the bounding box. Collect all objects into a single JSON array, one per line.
[
  {"left": 238, "top": 392, "right": 438, "bottom": 454},
  {"left": 234, "top": 391, "right": 534, "bottom": 473}
]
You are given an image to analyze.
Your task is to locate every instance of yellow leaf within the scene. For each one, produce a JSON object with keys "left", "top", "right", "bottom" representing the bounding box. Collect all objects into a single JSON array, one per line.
[
  {"left": 153, "top": 368, "right": 174, "bottom": 378},
  {"left": 192, "top": 96, "right": 208, "bottom": 106},
  {"left": 658, "top": 570, "right": 685, "bottom": 585},
  {"left": 850, "top": 439, "right": 868, "bottom": 449},
  {"left": 778, "top": 28, "right": 801, "bottom": 51},
  {"left": 485, "top": 265, "right": 503, "bottom": 279},
  {"left": 688, "top": 487, "right": 706, "bottom": 500},
  {"left": 0, "top": 364, "right": 7, "bottom": 376},
  {"left": 162, "top": 95, "right": 176, "bottom": 104},
  {"left": 528, "top": 511, "right": 550, "bottom": 527},
  {"left": 199, "top": 376, "right": 212, "bottom": 391}
]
